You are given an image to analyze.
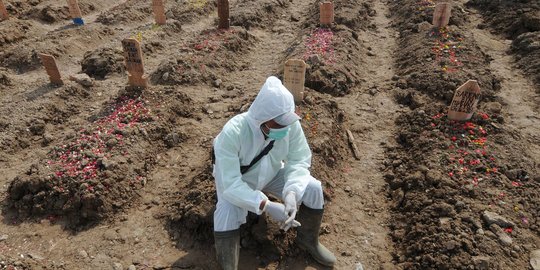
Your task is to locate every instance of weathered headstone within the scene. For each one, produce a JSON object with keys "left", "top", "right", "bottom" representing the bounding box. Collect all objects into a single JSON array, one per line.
[
  {"left": 67, "top": 0, "right": 84, "bottom": 25},
  {"left": 320, "top": 2, "right": 334, "bottom": 26},
  {"left": 448, "top": 80, "right": 481, "bottom": 121},
  {"left": 217, "top": 0, "right": 229, "bottom": 29},
  {"left": 283, "top": 59, "right": 307, "bottom": 104},
  {"left": 152, "top": 0, "right": 166, "bottom": 25},
  {"left": 0, "top": 0, "right": 8, "bottom": 21},
  {"left": 121, "top": 38, "right": 148, "bottom": 88},
  {"left": 432, "top": 2, "right": 451, "bottom": 28},
  {"left": 38, "top": 53, "right": 63, "bottom": 85}
]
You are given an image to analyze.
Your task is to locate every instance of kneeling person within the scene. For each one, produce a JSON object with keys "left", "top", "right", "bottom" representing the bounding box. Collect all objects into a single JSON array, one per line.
[{"left": 212, "top": 76, "right": 336, "bottom": 269}]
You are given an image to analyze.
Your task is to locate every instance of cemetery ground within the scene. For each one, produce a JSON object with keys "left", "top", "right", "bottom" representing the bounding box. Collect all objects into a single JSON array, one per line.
[{"left": 0, "top": 0, "right": 538, "bottom": 269}]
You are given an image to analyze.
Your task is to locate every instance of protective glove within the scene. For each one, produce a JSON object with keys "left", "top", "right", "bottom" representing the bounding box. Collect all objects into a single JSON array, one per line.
[
  {"left": 264, "top": 201, "right": 301, "bottom": 231},
  {"left": 283, "top": 191, "right": 298, "bottom": 226},
  {"left": 280, "top": 219, "right": 301, "bottom": 231},
  {"left": 265, "top": 201, "right": 288, "bottom": 222}
]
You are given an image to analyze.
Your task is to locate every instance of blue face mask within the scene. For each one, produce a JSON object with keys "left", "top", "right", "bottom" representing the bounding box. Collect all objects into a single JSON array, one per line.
[{"left": 263, "top": 124, "right": 290, "bottom": 140}]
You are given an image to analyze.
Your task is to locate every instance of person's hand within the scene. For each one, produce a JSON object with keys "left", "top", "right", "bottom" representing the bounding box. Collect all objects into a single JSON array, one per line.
[
  {"left": 280, "top": 219, "right": 301, "bottom": 231},
  {"left": 265, "top": 201, "right": 301, "bottom": 231},
  {"left": 265, "top": 201, "right": 288, "bottom": 222},
  {"left": 283, "top": 191, "right": 297, "bottom": 225}
]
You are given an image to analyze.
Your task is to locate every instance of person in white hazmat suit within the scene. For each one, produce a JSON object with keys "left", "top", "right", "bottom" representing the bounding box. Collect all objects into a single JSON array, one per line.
[{"left": 212, "top": 76, "right": 336, "bottom": 269}]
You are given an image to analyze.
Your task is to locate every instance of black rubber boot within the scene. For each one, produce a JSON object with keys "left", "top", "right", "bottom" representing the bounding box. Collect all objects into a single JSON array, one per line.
[
  {"left": 296, "top": 205, "right": 337, "bottom": 267},
  {"left": 214, "top": 229, "right": 240, "bottom": 270}
]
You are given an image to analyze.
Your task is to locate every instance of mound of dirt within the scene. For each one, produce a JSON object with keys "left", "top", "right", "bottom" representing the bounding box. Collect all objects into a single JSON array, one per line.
[
  {"left": 467, "top": 0, "right": 540, "bottom": 38},
  {"left": 0, "top": 47, "right": 43, "bottom": 73},
  {"left": 390, "top": 0, "right": 469, "bottom": 32},
  {"left": 284, "top": 26, "right": 365, "bottom": 97},
  {"left": 81, "top": 47, "right": 125, "bottom": 80},
  {"left": 513, "top": 32, "right": 540, "bottom": 92},
  {"left": 467, "top": 0, "right": 540, "bottom": 92},
  {"left": 0, "top": 69, "right": 12, "bottom": 87},
  {"left": 96, "top": 2, "right": 151, "bottom": 25},
  {"left": 335, "top": 1, "right": 377, "bottom": 30},
  {"left": 6, "top": 97, "right": 157, "bottom": 226},
  {"left": 151, "top": 28, "right": 255, "bottom": 85},
  {"left": 277, "top": 0, "right": 376, "bottom": 97},
  {"left": 168, "top": 0, "right": 216, "bottom": 24},
  {"left": 2, "top": 0, "right": 44, "bottom": 17},
  {"left": 230, "top": 0, "right": 290, "bottom": 30},
  {"left": 386, "top": 107, "right": 539, "bottom": 269},
  {"left": 27, "top": 5, "right": 70, "bottom": 23},
  {"left": 0, "top": 19, "right": 31, "bottom": 48},
  {"left": 389, "top": 0, "right": 501, "bottom": 103},
  {"left": 0, "top": 83, "right": 95, "bottom": 157}
]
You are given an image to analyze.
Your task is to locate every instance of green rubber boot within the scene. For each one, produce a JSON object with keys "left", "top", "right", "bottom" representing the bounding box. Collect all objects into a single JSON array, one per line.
[
  {"left": 214, "top": 229, "right": 240, "bottom": 270},
  {"left": 296, "top": 205, "right": 337, "bottom": 267}
]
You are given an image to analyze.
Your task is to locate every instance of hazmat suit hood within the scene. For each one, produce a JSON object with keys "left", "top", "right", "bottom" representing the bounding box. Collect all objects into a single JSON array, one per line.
[{"left": 245, "top": 76, "right": 296, "bottom": 139}]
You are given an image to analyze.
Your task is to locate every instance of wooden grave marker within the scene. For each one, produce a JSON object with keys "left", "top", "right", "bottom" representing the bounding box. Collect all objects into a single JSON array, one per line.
[
  {"left": 121, "top": 38, "right": 148, "bottom": 88},
  {"left": 217, "top": 0, "right": 229, "bottom": 29},
  {"left": 432, "top": 2, "right": 451, "bottom": 28},
  {"left": 448, "top": 80, "right": 481, "bottom": 121},
  {"left": 152, "top": 0, "right": 166, "bottom": 25},
  {"left": 38, "top": 53, "right": 63, "bottom": 85},
  {"left": 0, "top": 0, "right": 8, "bottom": 21},
  {"left": 283, "top": 59, "right": 307, "bottom": 104},
  {"left": 320, "top": 2, "right": 334, "bottom": 26},
  {"left": 67, "top": 0, "right": 84, "bottom": 25}
]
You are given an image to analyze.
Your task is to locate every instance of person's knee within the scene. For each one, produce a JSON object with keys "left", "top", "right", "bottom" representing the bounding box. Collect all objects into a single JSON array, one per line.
[
  {"left": 301, "top": 178, "right": 324, "bottom": 209},
  {"left": 214, "top": 201, "right": 247, "bottom": 232}
]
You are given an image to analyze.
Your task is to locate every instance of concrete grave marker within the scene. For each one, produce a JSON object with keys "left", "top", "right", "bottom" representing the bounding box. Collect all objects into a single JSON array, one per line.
[
  {"left": 217, "top": 0, "right": 229, "bottom": 29},
  {"left": 0, "top": 0, "right": 8, "bottom": 21},
  {"left": 320, "top": 2, "right": 334, "bottom": 26},
  {"left": 38, "top": 53, "right": 63, "bottom": 85},
  {"left": 152, "top": 0, "right": 166, "bottom": 25},
  {"left": 121, "top": 38, "right": 148, "bottom": 88},
  {"left": 432, "top": 2, "right": 451, "bottom": 28},
  {"left": 283, "top": 59, "right": 307, "bottom": 104},
  {"left": 67, "top": 0, "right": 84, "bottom": 25},
  {"left": 448, "top": 80, "right": 481, "bottom": 121}
]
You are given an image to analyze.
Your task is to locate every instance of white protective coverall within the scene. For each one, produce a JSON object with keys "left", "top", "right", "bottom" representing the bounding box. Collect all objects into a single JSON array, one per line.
[{"left": 212, "top": 76, "right": 324, "bottom": 232}]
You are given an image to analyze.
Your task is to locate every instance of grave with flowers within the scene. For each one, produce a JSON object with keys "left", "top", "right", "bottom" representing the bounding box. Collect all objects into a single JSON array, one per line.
[{"left": 8, "top": 97, "right": 154, "bottom": 224}]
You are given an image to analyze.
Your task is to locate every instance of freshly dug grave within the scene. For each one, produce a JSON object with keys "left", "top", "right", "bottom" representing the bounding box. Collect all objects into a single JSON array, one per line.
[
  {"left": 385, "top": 105, "right": 539, "bottom": 269},
  {"left": 389, "top": 0, "right": 500, "bottom": 104},
  {"left": 151, "top": 27, "right": 255, "bottom": 86},
  {"left": 0, "top": 19, "right": 32, "bottom": 49},
  {"left": 230, "top": 0, "right": 290, "bottom": 30},
  {"left": 467, "top": 0, "right": 540, "bottom": 91},
  {"left": 165, "top": 91, "right": 351, "bottom": 262},
  {"left": 81, "top": 47, "right": 125, "bottom": 80},
  {"left": 386, "top": 0, "right": 540, "bottom": 269},
  {"left": 280, "top": 0, "right": 377, "bottom": 97},
  {"left": 168, "top": 0, "right": 216, "bottom": 24},
  {"left": 4, "top": 0, "right": 96, "bottom": 23},
  {"left": 5, "top": 91, "right": 169, "bottom": 226},
  {"left": 96, "top": 0, "right": 151, "bottom": 26},
  {"left": 466, "top": 0, "right": 540, "bottom": 38},
  {"left": 0, "top": 83, "right": 93, "bottom": 155},
  {"left": 1, "top": 25, "right": 115, "bottom": 74},
  {"left": 512, "top": 32, "right": 540, "bottom": 91}
]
